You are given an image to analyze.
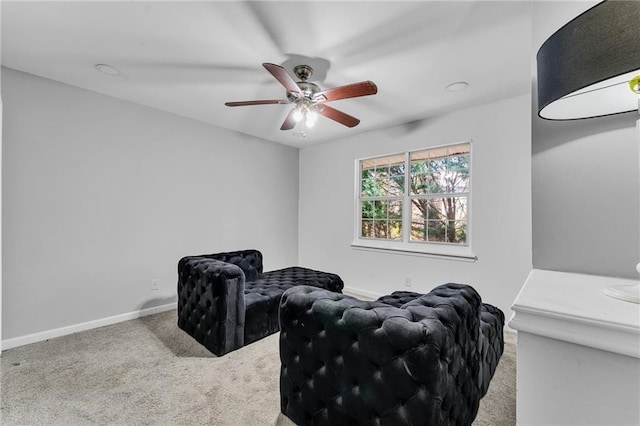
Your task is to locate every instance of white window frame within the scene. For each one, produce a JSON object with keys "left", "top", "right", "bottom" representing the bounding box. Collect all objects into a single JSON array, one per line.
[{"left": 351, "top": 141, "right": 476, "bottom": 262}]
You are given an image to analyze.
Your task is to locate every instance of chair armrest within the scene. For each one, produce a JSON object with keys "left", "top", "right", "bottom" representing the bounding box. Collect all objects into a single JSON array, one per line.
[
  {"left": 479, "top": 303, "right": 505, "bottom": 393},
  {"left": 177, "top": 256, "right": 246, "bottom": 356},
  {"left": 400, "top": 284, "right": 505, "bottom": 395}
]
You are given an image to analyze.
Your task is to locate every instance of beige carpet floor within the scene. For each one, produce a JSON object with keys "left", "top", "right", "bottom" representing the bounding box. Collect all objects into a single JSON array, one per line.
[{"left": 1, "top": 310, "right": 516, "bottom": 425}]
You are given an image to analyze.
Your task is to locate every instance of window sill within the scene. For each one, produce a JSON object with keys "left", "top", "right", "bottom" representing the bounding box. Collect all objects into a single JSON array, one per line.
[{"left": 351, "top": 241, "right": 477, "bottom": 262}]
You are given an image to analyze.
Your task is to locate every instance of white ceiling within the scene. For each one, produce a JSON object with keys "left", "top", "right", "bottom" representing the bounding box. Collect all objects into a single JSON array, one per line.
[{"left": 1, "top": 1, "right": 533, "bottom": 147}]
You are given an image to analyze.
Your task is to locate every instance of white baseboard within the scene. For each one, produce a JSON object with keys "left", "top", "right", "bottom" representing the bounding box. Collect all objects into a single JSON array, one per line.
[
  {"left": 505, "top": 325, "right": 517, "bottom": 335},
  {"left": 342, "top": 285, "right": 383, "bottom": 301},
  {"left": 1, "top": 302, "right": 177, "bottom": 351}
]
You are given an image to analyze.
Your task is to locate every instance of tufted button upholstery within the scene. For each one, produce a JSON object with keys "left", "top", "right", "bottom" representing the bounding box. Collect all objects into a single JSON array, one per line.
[
  {"left": 177, "top": 250, "right": 344, "bottom": 356},
  {"left": 245, "top": 266, "right": 345, "bottom": 346},
  {"left": 375, "top": 290, "right": 423, "bottom": 307},
  {"left": 279, "top": 284, "right": 505, "bottom": 426},
  {"left": 177, "top": 256, "right": 245, "bottom": 356},
  {"left": 198, "top": 249, "right": 264, "bottom": 282}
]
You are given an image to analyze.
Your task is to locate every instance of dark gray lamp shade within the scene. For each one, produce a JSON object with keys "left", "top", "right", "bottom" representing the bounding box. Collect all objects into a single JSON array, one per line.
[{"left": 537, "top": 0, "right": 640, "bottom": 120}]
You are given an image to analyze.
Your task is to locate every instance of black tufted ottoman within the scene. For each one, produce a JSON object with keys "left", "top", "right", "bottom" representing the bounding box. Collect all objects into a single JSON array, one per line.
[
  {"left": 279, "top": 284, "right": 504, "bottom": 426},
  {"left": 177, "top": 249, "right": 343, "bottom": 356}
]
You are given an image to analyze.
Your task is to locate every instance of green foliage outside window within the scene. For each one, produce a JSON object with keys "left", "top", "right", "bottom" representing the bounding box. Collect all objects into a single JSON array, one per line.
[{"left": 360, "top": 143, "right": 470, "bottom": 245}]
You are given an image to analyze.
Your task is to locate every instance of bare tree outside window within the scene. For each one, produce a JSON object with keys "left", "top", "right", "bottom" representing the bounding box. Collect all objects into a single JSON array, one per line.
[{"left": 410, "top": 144, "right": 469, "bottom": 243}]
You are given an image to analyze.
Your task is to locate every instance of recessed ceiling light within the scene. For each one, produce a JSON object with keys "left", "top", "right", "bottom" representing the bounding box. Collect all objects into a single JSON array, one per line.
[
  {"left": 95, "top": 63, "right": 121, "bottom": 77},
  {"left": 446, "top": 81, "right": 469, "bottom": 92}
]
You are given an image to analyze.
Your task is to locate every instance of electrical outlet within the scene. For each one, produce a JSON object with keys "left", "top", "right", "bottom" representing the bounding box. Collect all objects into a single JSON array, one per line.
[
  {"left": 404, "top": 276, "right": 412, "bottom": 288},
  {"left": 151, "top": 279, "right": 159, "bottom": 291}
]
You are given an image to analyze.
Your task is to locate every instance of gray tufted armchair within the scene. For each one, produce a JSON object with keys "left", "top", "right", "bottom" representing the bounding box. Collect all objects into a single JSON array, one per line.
[{"left": 278, "top": 283, "right": 504, "bottom": 425}]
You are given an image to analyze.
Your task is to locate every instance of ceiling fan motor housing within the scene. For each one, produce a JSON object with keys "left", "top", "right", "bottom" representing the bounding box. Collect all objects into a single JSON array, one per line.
[
  {"left": 284, "top": 65, "right": 320, "bottom": 101},
  {"left": 293, "top": 64, "right": 313, "bottom": 81},
  {"left": 295, "top": 81, "right": 320, "bottom": 99}
]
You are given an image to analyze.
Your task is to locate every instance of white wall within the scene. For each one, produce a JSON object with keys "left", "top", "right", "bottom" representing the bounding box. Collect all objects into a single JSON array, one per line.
[
  {"left": 533, "top": 115, "right": 639, "bottom": 278},
  {"left": 513, "top": 3, "right": 640, "bottom": 423},
  {"left": 298, "top": 94, "right": 532, "bottom": 317},
  {"left": 0, "top": 83, "right": 3, "bottom": 350},
  {"left": 1, "top": 3, "right": 4, "bottom": 349},
  {"left": 532, "top": 1, "right": 640, "bottom": 279},
  {"left": 517, "top": 332, "right": 640, "bottom": 425},
  {"left": 1, "top": 67, "right": 299, "bottom": 341}
]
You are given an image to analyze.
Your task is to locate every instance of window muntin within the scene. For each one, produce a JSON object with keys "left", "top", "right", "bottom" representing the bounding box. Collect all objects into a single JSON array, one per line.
[
  {"left": 359, "top": 154, "right": 405, "bottom": 241},
  {"left": 360, "top": 154, "right": 405, "bottom": 198},
  {"left": 361, "top": 200, "right": 403, "bottom": 240},
  {"left": 409, "top": 143, "right": 470, "bottom": 244},
  {"left": 358, "top": 142, "right": 471, "bottom": 247},
  {"left": 410, "top": 197, "right": 467, "bottom": 243}
]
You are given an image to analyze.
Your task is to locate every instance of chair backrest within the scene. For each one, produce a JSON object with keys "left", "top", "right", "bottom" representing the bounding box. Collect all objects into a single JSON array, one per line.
[{"left": 201, "top": 249, "right": 263, "bottom": 281}]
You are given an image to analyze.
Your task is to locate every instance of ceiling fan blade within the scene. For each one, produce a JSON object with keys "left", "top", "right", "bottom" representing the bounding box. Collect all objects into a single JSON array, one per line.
[
  {"left": 280, "top": 108, "right": 298, "bottom": 130},
  {"left": 316, "top": 105, "right": 361, "bottom": 128},
  {"left": 263, "top": 63, "right": 301, "bottom": 95},
  {"left": 225, "top": 99, "right": 289, "bottom": 107},
  {"left": 314, "top": 81, "right": 378, "bottom": 103}
]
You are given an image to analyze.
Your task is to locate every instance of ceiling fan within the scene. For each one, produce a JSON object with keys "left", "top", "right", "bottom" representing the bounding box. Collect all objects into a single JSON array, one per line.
[{"left": 225, "top": 63, "right": 378, "bottom": 130}]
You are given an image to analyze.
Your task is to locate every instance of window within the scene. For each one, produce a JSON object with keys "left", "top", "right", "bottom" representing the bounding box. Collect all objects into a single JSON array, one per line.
[
  {"left": 355, "top": 142, "right": 473, "bottom": 259},
  {"left": 360, "top": 153, "right": 406, "bottom": 240}
]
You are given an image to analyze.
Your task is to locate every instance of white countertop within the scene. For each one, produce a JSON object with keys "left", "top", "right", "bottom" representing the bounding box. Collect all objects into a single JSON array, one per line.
[{"left": 510, "top": 269, "right": 640, "bottom": 358}]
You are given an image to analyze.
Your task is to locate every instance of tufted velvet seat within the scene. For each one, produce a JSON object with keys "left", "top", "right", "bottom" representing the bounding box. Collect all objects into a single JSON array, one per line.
[
  {"left": 177, "top": 249, "right": 343, "bottom": 356},
  {"left": 279, "top": 284, "right": 504, "bottom": 426}
]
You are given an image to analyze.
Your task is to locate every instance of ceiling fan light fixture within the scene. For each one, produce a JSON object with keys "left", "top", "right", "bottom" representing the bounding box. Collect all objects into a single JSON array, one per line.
[{"left": 305, "top": 111, "right": 318, "bottom": 128}]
